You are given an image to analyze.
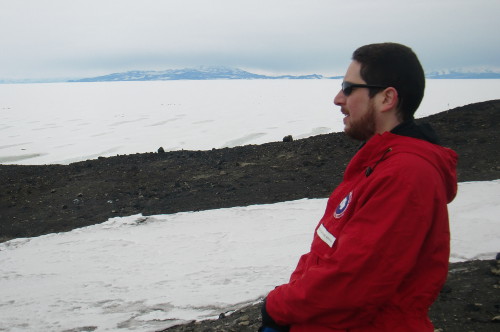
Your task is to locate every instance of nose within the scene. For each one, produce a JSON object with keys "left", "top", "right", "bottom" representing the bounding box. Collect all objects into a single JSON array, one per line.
[{"left": 333, "top": 89, "right": 345, "bottom": 106}]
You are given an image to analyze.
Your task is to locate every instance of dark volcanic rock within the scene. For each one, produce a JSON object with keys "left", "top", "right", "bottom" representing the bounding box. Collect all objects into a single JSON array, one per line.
[{"left": 1, "top": 100, "right": 498, "bottom": 241}]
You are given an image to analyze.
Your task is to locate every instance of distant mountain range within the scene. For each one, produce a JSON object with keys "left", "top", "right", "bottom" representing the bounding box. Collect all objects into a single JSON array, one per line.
[
  {"left": 426, "top": 69, "right": 500, "bottom": 79},
  {"left": 69, "top": 66, "right": 500, "bottom": 82},
  {"left": 2, "top": 66, "right": 500, "bottom": 84},
  {"left": 68, "top": 66, "right": 340, "bottom": 82}
]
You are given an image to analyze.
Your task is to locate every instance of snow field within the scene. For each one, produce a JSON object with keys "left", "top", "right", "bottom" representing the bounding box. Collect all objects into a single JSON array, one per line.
[{"left": 0, "top": 181, "right": 499, "bottom": 332}]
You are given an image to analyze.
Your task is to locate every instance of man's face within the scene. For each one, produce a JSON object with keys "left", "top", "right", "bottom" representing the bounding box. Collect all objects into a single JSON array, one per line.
[{"left": 333, "top": 61, "right": 377, "bottom": 141}]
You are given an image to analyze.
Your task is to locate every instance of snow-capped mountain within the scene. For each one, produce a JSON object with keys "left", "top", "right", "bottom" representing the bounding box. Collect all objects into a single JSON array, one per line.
[
  {"left": 69, "top": 66, "right": 328, "bottom": 82},
  {"left": 426, "top": 67, "right": 500, "bottom": 79},
  {"left": 70, "top": 66, "right": 500, "bottom": 82},
  {"left": 3, "top": 66, "right": 499, "bottom": 84}
]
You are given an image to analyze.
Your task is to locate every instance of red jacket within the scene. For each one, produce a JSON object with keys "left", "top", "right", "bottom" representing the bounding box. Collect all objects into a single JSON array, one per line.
[{"left": 266, "top": 131, "right": 458, "bottom": 332}]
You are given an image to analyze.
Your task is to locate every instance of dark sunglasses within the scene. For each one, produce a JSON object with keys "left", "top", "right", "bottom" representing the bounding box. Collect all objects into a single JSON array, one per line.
[{"left": 341, "top": 81, "right": 388, "bottom": 96}]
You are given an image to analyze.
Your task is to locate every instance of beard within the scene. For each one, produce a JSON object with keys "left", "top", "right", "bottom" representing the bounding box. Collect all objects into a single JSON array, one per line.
[{"left": 344, "top": 103, "right": 376, "bottom": 141}]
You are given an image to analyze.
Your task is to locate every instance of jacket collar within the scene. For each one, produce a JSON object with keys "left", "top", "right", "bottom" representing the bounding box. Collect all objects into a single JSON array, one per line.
[
  {"left": 390, "top": 120, "right": 440, "bottom": 145},
  {"left": 356, "top": 120, "right": 440, "bottom": 151}
]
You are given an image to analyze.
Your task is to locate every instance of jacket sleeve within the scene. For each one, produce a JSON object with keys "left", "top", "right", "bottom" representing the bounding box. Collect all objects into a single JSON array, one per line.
[
  {"left": 266, "top": 154, "right": 448, "bottom": 328},
  {"left": 288, "top": 253, "right": 311, "bottom": 283}
]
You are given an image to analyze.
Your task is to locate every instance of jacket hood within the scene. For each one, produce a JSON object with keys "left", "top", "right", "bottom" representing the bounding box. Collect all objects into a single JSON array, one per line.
[
  {"left": 358, "top": 126, "right": 458, "bottom": 203},
  {"left": 391, "top": 120, "right": 440, "bottom": 145}
]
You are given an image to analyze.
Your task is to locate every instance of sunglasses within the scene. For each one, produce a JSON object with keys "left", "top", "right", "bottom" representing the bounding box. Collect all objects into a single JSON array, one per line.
[{"left": 341, "top": 81, "right": 388, "bottom": 96}]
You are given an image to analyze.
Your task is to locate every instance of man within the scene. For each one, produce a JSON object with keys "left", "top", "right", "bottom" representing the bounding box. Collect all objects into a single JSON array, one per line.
[{"left": 260, "top": 43, "right": 458, "bottom": 331}]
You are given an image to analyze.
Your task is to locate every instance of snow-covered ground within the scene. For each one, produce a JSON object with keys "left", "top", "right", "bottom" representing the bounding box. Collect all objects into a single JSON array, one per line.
[
  {"left": 0, "top": 80, "right": 499, "bottom": 331},
  {"left": 0, "top": 180, "right": 499, "bottom": 332},
  {"left": 1, "top": 79, "right": 499, "bottom": 165}
]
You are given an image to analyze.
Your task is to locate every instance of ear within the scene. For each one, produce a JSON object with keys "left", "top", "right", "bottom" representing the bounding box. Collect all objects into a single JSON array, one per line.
[{"left": 378, "top": 87, "right": 399, "bottom": 113}]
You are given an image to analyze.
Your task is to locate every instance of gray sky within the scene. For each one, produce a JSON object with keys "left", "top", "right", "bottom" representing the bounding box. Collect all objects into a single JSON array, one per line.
[{"left": 1, "top": 0, "right": 499, "bottom": 80}]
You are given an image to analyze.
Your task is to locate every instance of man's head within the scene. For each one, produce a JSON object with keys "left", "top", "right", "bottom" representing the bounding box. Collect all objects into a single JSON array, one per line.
[
  {"left": 352, "top": 43, "right": 425, "bottom": 121},
  {"left": 334, "top": 43, "right": 425, "bottom": 141}
]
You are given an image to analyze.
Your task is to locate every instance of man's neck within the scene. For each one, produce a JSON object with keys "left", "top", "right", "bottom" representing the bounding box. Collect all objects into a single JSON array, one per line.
[{"left": 375, "top": 118, "right": 402, "bottom": 136}]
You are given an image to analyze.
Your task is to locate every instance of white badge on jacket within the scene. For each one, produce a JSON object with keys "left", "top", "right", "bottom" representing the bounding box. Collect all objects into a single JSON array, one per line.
[{"left": 317, "top": 224, "right": 336, "bottom": 247}]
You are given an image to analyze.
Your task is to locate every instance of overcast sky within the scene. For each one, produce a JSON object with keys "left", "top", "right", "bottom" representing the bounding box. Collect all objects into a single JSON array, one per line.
[{"left": 1, "top": 0, "right": 499, "bottom": 80}]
